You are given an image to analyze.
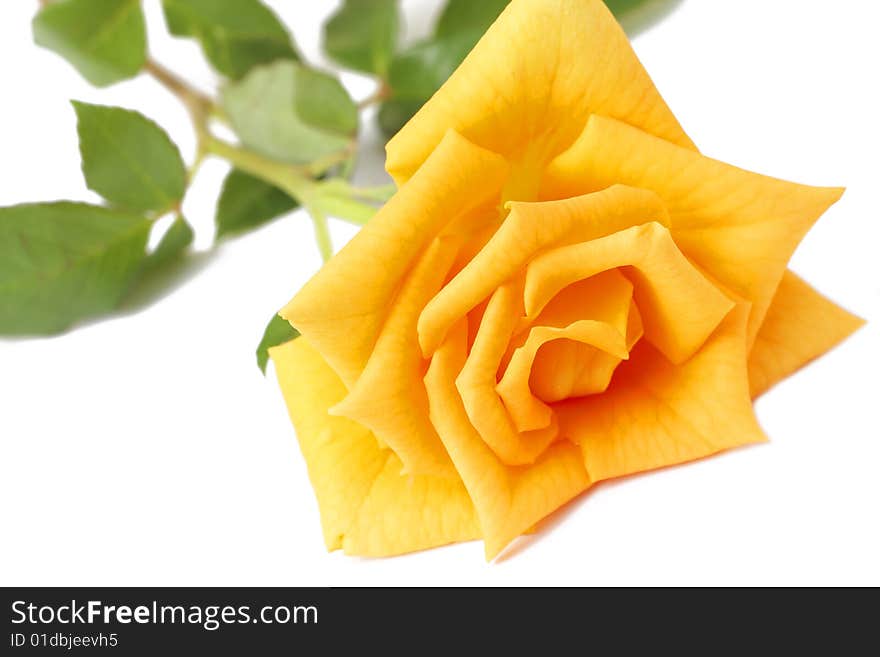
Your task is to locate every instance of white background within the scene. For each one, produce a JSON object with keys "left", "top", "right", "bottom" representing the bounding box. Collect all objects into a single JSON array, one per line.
[{"left": 1, "top": 0, "right": 878, "bottom": 586}]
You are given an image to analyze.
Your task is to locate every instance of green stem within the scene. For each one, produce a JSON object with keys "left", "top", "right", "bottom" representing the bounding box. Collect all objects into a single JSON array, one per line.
[
  {"left": 315, "top": 179, "right": 396, "bottom": 202},
  {"left": 306, "top": 143, "right": 356, "bottom": 177},
  {"left": 307, "top": 179, "right": 394, "bottom": 226},
  {"left": 339, "top": 155, "right": 357, "bottom": 180},
  {"left": 348, "top": 183, "right": 397, "bottom": 202},
  {"left": 309, "top": 195, "right": 377, "bottom": 226},
  {"left": 143, "top": 53, "right": 395, "bottom": 258},
  {"left": 145, "top": 59, "right": 214, "bottom": 130},
  {"left": 204, "top": 137, "right": 313, "bottom": 201},
  {"left": 357, "top": 81, "right": 391, "bottom": 110},
  {"left": 309, "top": 208, "right": 333, "bottom": 262},
  {"left": 186, "top": 149, "right": 206, "bottom": 185}
]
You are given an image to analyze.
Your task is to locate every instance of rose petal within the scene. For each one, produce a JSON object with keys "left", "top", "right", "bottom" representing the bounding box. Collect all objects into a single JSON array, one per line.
[
  {"left": 529, "top": 339, "right": 624, "bottom": 401},
  {"left": 271, "top": 338, "right": 480, "bottom": 556},
  {"left": 497, "top": 270, "right": 636, "bottom": 430},
  {"left": 386, "top": 0, "right": 693, "bottom": 186},
  {"left": 555, "top": 304, "right": 768, "bottom": 481},
  {"left": 498, "top": 321, "right": 628, "bottom": 431},
  {"left": 517, "top": 268, "right": 634, "bottom": 330},
  {"left": 455, "top": 281, "right": 559, "bottom": 465},
  {"left": 544, "top": 115, "right": 844, "bottom": 346},
  {"left": 418, "top": 185, "right": 667, "bottom": 357},
  {"left": 331, "top": 237, "right": 459, "bottom": 477},
  {"left": 425, "top": 320, "right": 592, "bottom": 560},
  {"left": 525, "top": 222, "right": 735, "bottom": 364},
  {"left": 748, "top": 270, "right": 865, "bottom": 397},
  {"left": 283, "top": 130, "right": 508, "bottom": 387}
]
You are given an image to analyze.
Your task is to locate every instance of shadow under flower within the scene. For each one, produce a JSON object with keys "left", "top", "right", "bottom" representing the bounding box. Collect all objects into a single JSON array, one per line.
[{"left": 495, "top": 437, "right": 764, "bottom": 563}]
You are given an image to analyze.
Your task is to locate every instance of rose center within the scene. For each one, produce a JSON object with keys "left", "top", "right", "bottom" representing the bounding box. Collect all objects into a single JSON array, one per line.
[
  {"left": 529, "top": 338, "right": 625, "bottom": 403},
  {"left": 494, "top": 270, "right": 643, "bottom": 434}
]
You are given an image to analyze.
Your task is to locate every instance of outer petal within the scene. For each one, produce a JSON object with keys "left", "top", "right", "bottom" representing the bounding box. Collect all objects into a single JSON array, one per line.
[
  {"left": 270, "top": 338, "right": 479, "bottom": 556},
  {"left": 385, "top": 0, "right": 693, "bottom": 187},
  {"left": 544, "top": 115, "right": 844, "bottom": 345},
  {"left": 418, "top": 185, "right": 667, "bottom": 356},
  {"left": 425, "top": 320, "right": 591, "bottom": 560},
  {"left": 748, "top": 270, "right": 865, "bottom": 397},
  {"left": 331, "top": 237, "right": 459, "bottom": 477},
  {"left": 555, "top": 305, "right": 768, "bottom": 481},
  {"left": 283, "top": 130, "right": 508, "bottom": 387}
]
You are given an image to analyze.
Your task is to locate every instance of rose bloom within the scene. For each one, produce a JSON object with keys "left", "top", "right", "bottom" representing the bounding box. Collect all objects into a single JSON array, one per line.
[{"left": 270, "top": 0, "right": 862, "bottom": 559}]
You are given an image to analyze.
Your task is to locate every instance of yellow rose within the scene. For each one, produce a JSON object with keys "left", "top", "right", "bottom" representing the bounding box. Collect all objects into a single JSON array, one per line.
[{"left": 270, "top": 0, "right": 863, "bottom": 559}]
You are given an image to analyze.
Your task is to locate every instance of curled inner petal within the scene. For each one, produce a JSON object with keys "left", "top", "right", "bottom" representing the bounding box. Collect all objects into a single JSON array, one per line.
[
  {"left": 455, "top": 281, "right": 558, "bottom": 466},
  {"left": 531, "top": 339, "right": 624, "bottom": 401},
  {"left": 529, "top": 302, "right": 643, "bottom": 404},
  {"left": 496, "top": 270, "right": 640, "bottom": 432},
  {"left": 418, "top": 185, "right": 668, "bottom": 357},
  {"left": 525, "top": 222, "right": 734, "bottom": 364},
  {"left": 425, "top": 319, "right": 592, "bottom": 560},
  {"left": 497, "top": 320, "right": 629, "bottom": 432}
]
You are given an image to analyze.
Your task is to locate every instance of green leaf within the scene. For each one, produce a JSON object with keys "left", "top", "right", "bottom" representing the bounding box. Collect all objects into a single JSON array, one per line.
[
  {"left": 33, "top": 0, "right": 147, "bottom": 87},
  {"left": 379, "top": 32, "right": 478, "bottom": 137},
  {"left": 323, "top": 0, "right": 399, "bottom": 77},
  {"left": 256, "top": 313, "right": 299, "bottom": 374},
  {"left": 0, "top": 202, "right": 151, "bottom": 335},
  {"left": 378, "top": 0, "right": 510, "bottom": 138},
  {"left": 216, "top": 169, "right": 299, "bottom": 238},
  {"left": 124, "top": 216, "right": 198, "bottom": 308},
  {"left": 73, "top": 101, "right": 187, "bottom": 214},
  {"left": 143, "top": 216, "right": 194, "bottom": 272},
  {"left": 378, "top": 99, "right": 424, "bottom": 139},
  {"left": 434, "top": 0, "right": 509, "bottom": 38},
  {"left": 433, "top": 0, "right": 676, "bottom": 43},
  {"left": 294, "top": 67, "right": 359, "bottom": 137},
  {"left": 387, "top": 34, "right": 475, "bottom": 100},
  {"left": 161, "top": 0, "right": 298, "bottom": 79},
  {"left": 222, "top": 61, "right": 357, "bottom": 165}
]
